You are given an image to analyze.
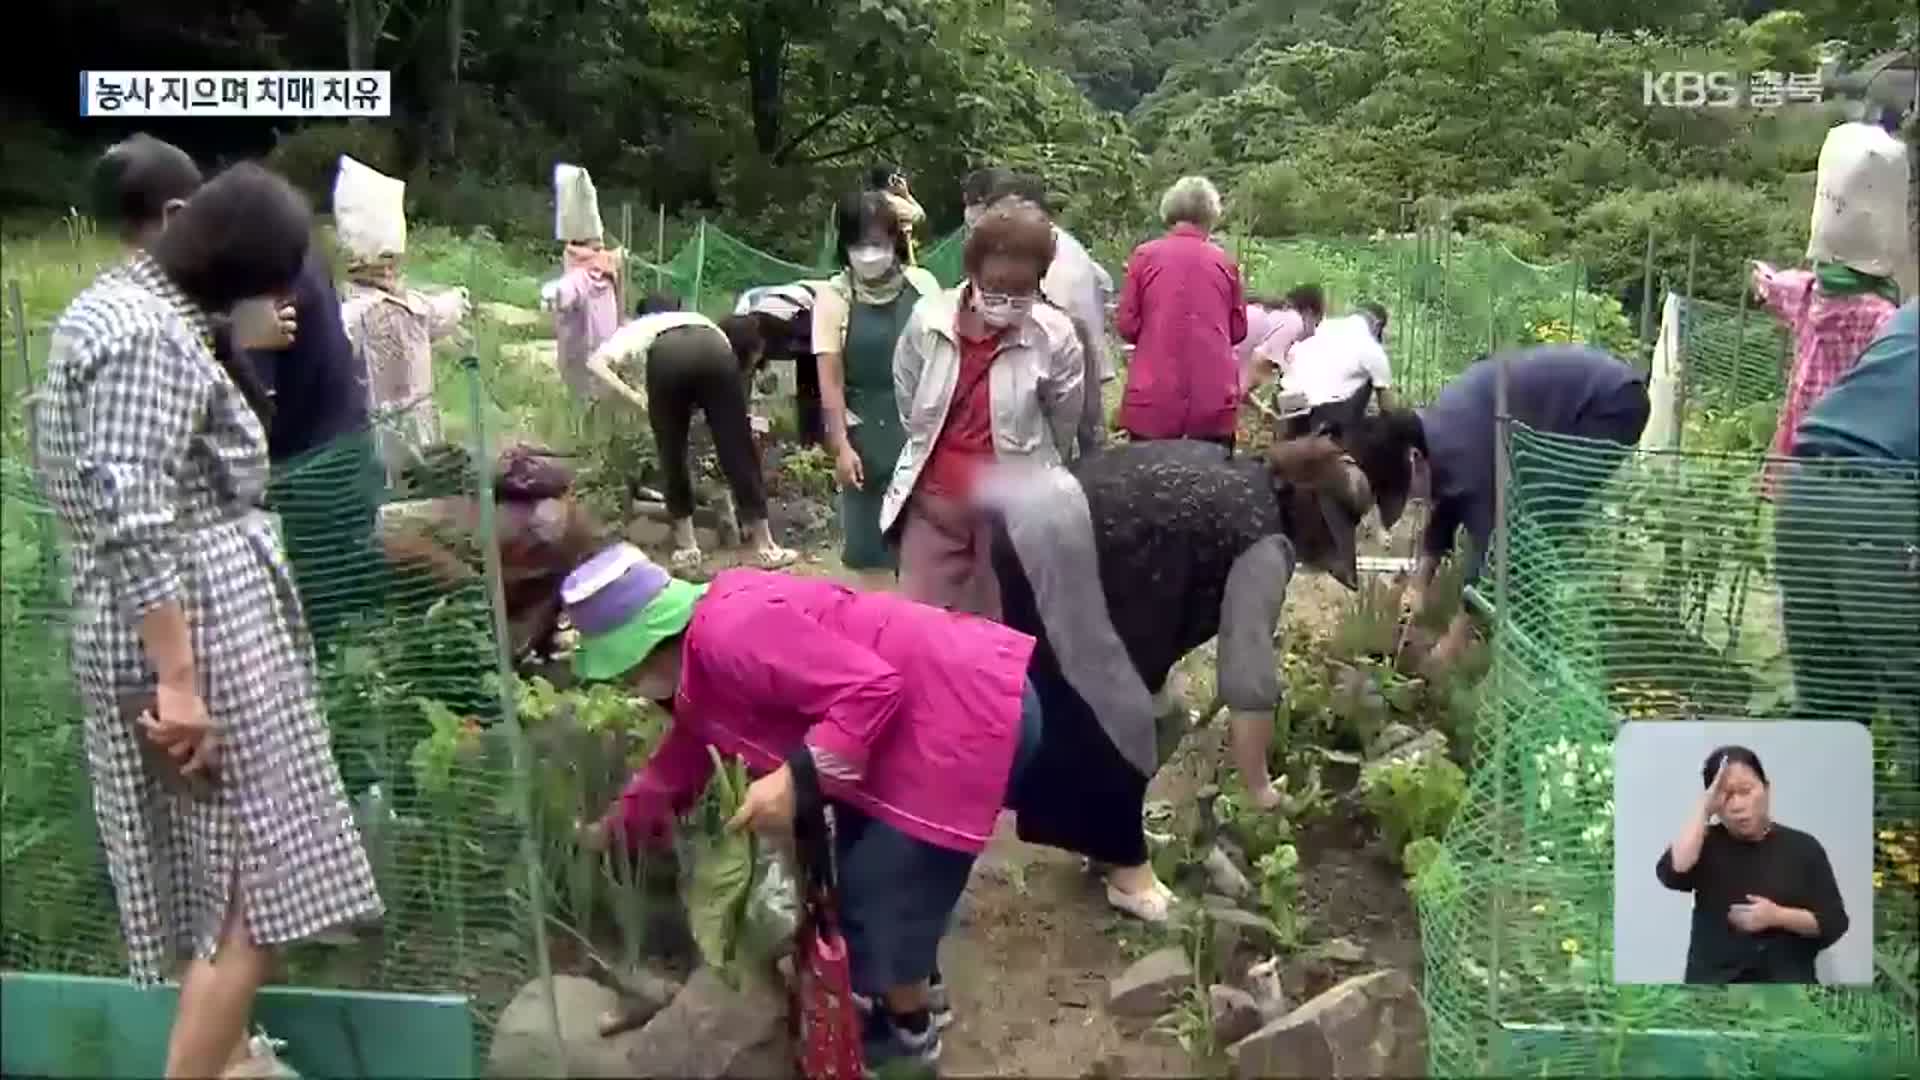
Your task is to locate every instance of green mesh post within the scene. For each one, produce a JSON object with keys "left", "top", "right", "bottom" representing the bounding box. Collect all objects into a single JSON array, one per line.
[
  {"left": 463, "top": 358, "right": 565, "bottom": 1074},
  {"left": 1420, "top": 427, "right": 1920, "bottom": 1077},
  {"left": 691, "top": 219, "right": 707, "bottom": 313}
]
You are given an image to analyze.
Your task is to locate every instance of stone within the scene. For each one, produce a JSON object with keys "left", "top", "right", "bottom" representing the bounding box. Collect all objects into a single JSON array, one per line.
[
  {"left": 486, "top": 974, "right": 630, "bottom": 1078},
  {"left": 1368, "top": 722, "right": 1421, "bottom": 759},
  {"left": 1203, "top": 846, "right": 1253, "bottom": 901},
  {"left": 626, "top": 517, "right": 674, "bottom": 548},
  {"left": 617, "top": 967, "right": 792, "bottom": 1079},
  {"left": 1204, "top": 905, "right": 1283, "bottom": 968},
  {"left": 1227, "top": 968, "right": 1426, "bottom": 1080},
  {"left": 1309, "top": 937, "right": 1368, "bottom": 965},
  {"left": 478, "top": 301, "right": 545, "bottom": 327},
  {"left": 1107, "top": 946, "right": 1194, "bottom": 1019},
  {"left": 1241, "top": 955, "right": 1289, "bottom": 1023},
  {"left": 500, "top": 340, "right": 558, "bottom": 372},
  {"left": 608, "top": 964, "right": 683, "bottom": 1023},
  {"left": 1209, "top": 984, "right": 1265, "bottom": 1046},
  {"left": 1374, "top": 729, "right": 1448, "bottom": 767}
]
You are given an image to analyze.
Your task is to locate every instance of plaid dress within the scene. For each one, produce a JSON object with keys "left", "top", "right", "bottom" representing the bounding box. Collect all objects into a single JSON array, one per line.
[{"left": 32, "top": 255, "right": 384, "bottom": 985}]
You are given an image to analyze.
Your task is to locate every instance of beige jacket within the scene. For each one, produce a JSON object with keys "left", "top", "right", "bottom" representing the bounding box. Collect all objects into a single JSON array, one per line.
[{"left": 880, "top": 287, "right": 1085, "bottom": 533}]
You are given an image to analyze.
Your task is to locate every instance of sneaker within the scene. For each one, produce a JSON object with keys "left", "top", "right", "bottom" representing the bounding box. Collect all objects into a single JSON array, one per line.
[
  {"left": 927, "top": 971, "right": 953, "bottom": 1032},
  {"left": 862, "top": 1008, "right": 941, "bottom": 1074}
]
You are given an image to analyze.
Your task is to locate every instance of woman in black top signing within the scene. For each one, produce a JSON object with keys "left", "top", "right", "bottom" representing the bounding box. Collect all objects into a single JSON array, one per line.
[{"left": 1655, "top": 745, "right": 1850, "bottom": 984}]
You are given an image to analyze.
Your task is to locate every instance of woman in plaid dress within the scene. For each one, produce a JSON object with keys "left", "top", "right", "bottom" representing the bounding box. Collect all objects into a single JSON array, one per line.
[{"left": 34, "top": 162, "right": 383, "bottom": 1078}]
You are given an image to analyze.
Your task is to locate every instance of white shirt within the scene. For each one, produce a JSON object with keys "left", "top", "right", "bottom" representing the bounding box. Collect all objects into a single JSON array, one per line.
[
  {"left": 1043, "top": 227, "right": 1114, "bottom": 381},
  {"left": 1280, "top": 314, "right": 1392, "bottom": 406}
]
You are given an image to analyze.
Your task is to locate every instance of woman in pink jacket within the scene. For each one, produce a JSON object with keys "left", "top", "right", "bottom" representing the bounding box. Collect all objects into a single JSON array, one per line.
[
  {"left": 570, "top": 543, "right": 1039, "bottom": 1069},
  {"left": 1116, "top": 175, "right": 1248, "bottom": 450}
]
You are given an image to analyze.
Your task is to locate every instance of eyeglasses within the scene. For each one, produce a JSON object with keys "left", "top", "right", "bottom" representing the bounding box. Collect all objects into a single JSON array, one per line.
[{"left": 976, "top": 289, "right": 1037, "bottom": 306}]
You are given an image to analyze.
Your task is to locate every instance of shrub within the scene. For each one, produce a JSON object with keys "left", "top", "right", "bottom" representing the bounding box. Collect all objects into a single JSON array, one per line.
[{"left": 267, "top": 123, "right": 405, "bottom": 209}]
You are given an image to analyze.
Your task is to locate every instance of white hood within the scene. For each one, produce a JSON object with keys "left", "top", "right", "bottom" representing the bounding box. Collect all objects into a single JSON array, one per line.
[{"left": 1808, "top": 122, "right": 1913, "bottom": 285}]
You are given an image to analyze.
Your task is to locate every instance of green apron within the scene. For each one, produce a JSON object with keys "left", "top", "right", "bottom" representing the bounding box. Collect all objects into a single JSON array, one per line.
[{"left": 839, "top": 283, "right": 921, "bottom": 571}]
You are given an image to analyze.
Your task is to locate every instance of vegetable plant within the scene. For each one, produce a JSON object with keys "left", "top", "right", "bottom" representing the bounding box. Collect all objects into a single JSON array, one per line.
[{"left": 1360, "top": 753, "right": 1468, "bottom": 866}]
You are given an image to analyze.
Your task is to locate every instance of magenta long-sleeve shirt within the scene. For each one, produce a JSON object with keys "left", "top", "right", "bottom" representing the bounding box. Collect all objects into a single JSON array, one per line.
[
  {"left": 607, "top": 570, "right": 1033, "bottom": 855},
  {"left": 1115, "top": 224, "right": 1248, "bottom": 439}
]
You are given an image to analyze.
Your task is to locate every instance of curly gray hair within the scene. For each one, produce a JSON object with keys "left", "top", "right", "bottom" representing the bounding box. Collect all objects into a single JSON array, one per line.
[{"left": 1159, "top": 175, "right": 1222, "bottom": 229}]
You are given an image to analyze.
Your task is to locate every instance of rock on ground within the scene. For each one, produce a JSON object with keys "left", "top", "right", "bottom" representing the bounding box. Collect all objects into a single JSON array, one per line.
[
  {"left": 487, "top": 974, "right": 629, "bottom": 1078},
  {"left": 1203, "top": 846, "right": 1253, "bottom": 900},
  {"left": 487, "top": 969, "right": 789, "bottom": 1079},
  {"left": 1209, "top": 985, "right": 1264, "bottom": 1046},
  {"left": 499, "top": 340, "right": 558, "bottom": 372},
  {"left": 478, "top": 302, "right": 544, "bottom": 327},
  {"left": 1227, "top": 968, "right": 1425, "bottom": 1080},
  {"left": 616, "top": 967, "right": 791, "bottom": 1079},
  {"left": 1107, "top": 946, "right": 1194, "bottom": 1019}
]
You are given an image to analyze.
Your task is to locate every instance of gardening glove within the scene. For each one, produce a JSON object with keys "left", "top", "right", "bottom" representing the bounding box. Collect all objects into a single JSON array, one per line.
[{"left": 539, "top": 279, "right": 563, "bottom": 312}]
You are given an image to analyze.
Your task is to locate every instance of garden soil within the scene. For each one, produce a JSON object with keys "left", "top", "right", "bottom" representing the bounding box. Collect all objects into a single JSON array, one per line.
[{"left": 668, "top": 531, "right": 1425, "bottom": 1076}]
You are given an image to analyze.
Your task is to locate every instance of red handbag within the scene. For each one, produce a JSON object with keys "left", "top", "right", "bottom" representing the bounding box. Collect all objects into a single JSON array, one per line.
[{"left": 788, "top": 752, "right": 866, "bottom": 1080}]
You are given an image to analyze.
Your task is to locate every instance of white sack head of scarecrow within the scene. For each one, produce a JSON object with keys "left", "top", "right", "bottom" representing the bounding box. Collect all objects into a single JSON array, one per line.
[
  {"left": 1808, "top": 122, "right": 1914, "bottom": 295},
  {"left": 554, "top": 163, "right": 606, "bottom": 247},
  {"left": 334, "top": 154, "right": 407, "bottom": 286}
]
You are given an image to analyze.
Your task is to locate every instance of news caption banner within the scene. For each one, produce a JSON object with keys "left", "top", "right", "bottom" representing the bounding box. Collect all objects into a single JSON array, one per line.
[{"left": 80, "top": 71, "right": 391, "bottom": 117}]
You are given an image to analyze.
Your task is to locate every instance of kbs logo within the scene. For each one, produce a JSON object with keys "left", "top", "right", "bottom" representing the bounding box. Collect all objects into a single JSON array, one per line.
[{"left": 1642, "top": 71, "right": 1740, "bottom": 109}]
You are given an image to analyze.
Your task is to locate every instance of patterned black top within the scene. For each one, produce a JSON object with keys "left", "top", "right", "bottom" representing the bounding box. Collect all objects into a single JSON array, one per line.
[{"left": 1076, "top": 440, "right": 1284, "bottom": 691}]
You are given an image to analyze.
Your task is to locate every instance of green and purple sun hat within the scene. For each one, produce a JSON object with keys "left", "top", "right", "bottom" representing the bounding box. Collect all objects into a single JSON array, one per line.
[{"left": 562, "top": 543, "right": 707, "bottom": 681}]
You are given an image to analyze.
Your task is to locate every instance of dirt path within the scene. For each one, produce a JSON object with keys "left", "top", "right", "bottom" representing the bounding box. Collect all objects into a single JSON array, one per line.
[{"left": 627, "top": 496, "right": 1429, "bottom": 1078}]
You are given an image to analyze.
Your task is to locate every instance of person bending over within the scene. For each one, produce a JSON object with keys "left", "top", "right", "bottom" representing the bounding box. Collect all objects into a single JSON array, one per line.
[
  {"left": 586, "top": 293, "right": 797, "bottom": 571},
  {"left": 573, "top": 544, "right": 1043, "bottom": 1069},
  {"left": 980, "top": 416, "right": 1419, "bottom": 921},
  {"left": 1404, "top": 345, "right": 1650, "bottom": 672}
]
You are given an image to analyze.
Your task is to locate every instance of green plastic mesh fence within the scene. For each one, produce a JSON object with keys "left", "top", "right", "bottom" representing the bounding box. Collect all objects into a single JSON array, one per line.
[
  {"left": 1678, "top": 296, "right": 1791, "bottom": 418},
  {"left": 920, "top": 227, "right": 966, "bottom": 289},
  {"left": 0, "top": 416, "right": 606, "bottom": 1054},
  {"left": 1236, "top": 233, "right": 1636, "bottom": 407},
  {"left": 635, "top": 222, "right": 970, "bottom": 320},
  {"left": 1419, "top": 425, "right": 1920, "bottom": 1077}
]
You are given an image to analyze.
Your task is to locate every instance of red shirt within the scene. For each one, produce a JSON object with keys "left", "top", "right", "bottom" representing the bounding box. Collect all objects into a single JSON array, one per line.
[
  {"left": 920, "top": 327, "right": 1001, "bottom": 499},
  {"left": 1114, "top": 223, "right": 1248, "bottom": 439}
]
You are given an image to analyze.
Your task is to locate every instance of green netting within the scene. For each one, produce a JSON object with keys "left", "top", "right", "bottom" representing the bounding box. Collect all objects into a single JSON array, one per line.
[
  {"left": 920, "top": 227, "right": 966, "bottom": 289},
  {"left": 633, "top": 221, "right": 970, "bottom": 320},
  {"left": 1236, "top": 231, "right": 1636, "bottom": 407},
  {"left": 1678, "top": 296, "right": 1791, "bottom": 416},
  {"left": 1419, "top": 425, "right": 1920, "bottom": 1077},
  {"left": 0, "top": 404, "right": 676, "bottom": 1064}
]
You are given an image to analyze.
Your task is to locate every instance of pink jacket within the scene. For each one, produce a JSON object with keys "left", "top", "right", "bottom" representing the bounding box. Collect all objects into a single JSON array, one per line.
[
  {"left": 607, "top": 570, "right": 1034, "bottom": 855},
  {"left": 1115, "top": 224, "right": 1248, "bottom": 439}
]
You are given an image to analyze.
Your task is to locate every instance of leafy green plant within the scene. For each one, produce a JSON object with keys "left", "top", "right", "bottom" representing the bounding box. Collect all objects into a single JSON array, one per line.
[
  {"left": 681, "top": 750, "right": 758, "bottom": 986},
  {"left": 776, "top": 445, "right": 837, "bottom": 501},
  {"left": 1360, "top": 754, "right": 1468, "bottom": 865},
  {"left": 1255, "top": 844, "right": 1303, "bottom": 946}
]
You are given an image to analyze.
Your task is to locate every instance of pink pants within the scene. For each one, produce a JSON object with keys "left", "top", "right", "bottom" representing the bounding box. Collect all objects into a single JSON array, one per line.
[{"left": 898, "top": 490, "right": 1002, "bottom": 621}]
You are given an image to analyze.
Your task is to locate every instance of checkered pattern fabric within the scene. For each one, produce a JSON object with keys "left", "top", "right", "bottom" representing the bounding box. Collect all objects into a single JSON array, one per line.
[
  {"left": 32, "top": 254, "right": 384, "bottom": 985},
  {"left": 1760, "top": 271, "right": 1899, "bottom": 497}
]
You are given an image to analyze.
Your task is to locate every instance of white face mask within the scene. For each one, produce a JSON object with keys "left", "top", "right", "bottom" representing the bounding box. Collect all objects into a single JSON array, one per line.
[
  {"left": 848, "top": 245, "right": 896, "bottom": 281},
  {"left": 972, "top": 288, "right": 1034, "bottom": 329}
]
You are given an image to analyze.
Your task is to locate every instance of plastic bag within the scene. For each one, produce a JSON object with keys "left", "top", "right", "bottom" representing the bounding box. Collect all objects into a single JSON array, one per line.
[
  {"left": 554, "top": 163, "right": 605, "bottom": 243},
  {"left": 1807, "top": 122, "right": 1912, "bottom": 281},
  {"left": 739, "top": 848, "right": 802, "bottom": 966},
  {"left": 334, "top": 155, "right": 407, "bottom": 262},
  {"left": 681, "top": 751, "right": 757, "bottom": 983}
]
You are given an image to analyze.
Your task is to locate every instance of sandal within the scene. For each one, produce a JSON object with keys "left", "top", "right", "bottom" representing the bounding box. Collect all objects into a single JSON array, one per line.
[
  {"left": 668, "top": 547, "right": 703, "bottom": 573},
  {"left": 753, "top": 544, "right": 799, "bottom": 570},
  {"left": 1105, "top": 878, "right": 1175, "bottom": 924}
]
